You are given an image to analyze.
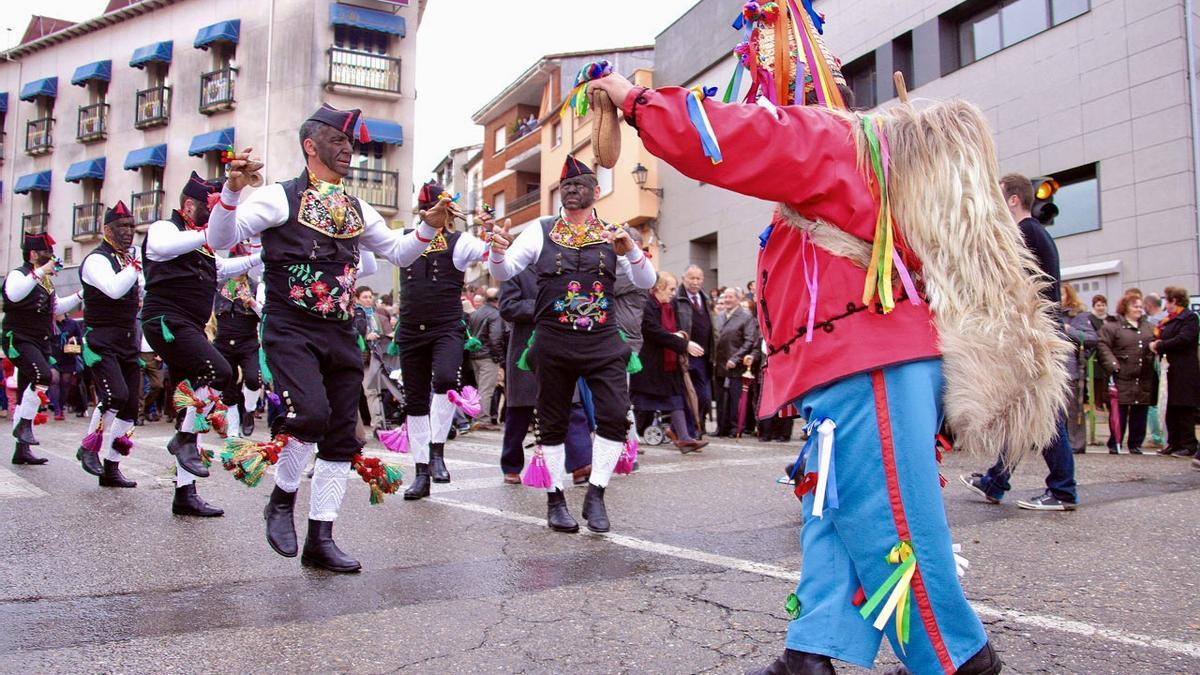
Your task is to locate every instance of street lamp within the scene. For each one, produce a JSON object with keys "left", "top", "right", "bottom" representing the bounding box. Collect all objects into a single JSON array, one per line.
[{"left": 631, "top": 162, "right": 663, "bottom": 197}]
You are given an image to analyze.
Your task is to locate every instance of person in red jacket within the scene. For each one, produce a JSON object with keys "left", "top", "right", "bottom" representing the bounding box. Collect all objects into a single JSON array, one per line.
[{"left": 588, "top": 19, "right": 1065, "bottom": 674}]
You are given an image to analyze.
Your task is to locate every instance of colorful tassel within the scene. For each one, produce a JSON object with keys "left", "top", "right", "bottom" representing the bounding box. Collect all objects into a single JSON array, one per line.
[
  {"left": 159, "top": 315, "right": 175, "bottom": 342},
  {"left": 221, "top": 434, "right": 288, "bottom": 487},
  {"left": 619, "top": 330, "right": 643, "bottom": 374},
  {"left": 387, "top": 340, "right": 400, "bottom": 356},
  {"left": 267, "top": 390, "right": 282, "bottom": 408},
  {"left": 173, "top": 381, "right": 206, "bottom": 413},
  {"left": 81, "top": 424, "right": 104, "bottom": 453},
  {"left": 686, "top": 86, "right": 724, "bottom": 165},
  {"left": 448, "top": 386, "right": 482, "bottom": 417},
  {"left": 851, "top": 586, "right": 867, "bottom": 607},
  {"left": 522, "top": 446, "right": 554, "bottom": 489},
  {"left": 785, "top": 592, "right": 802, "bottom": 619},
  {"left": 352, "top": 453, "right": 404, "bottom": 505},
  {"left": 517, "top": 331, "right": 536, "bottom": 371},
  {"left": 33, "top": 412, "right": 48, "bottom": 425},
  {"left": 112, "top": 432, "right": 134, "bottom": 456},
  {"left": 464, "top": 330, "right": 482, "bottom": 353},
  {"left": 378, "top": 423, "right": 410, "bottom": 453},
  {"left": 36, "top": 390, "right": 50, "bottom": 407},
  {"left": 559, "top": 60, "right": 613, "bottom": 118},
  {"left": 4, "top": 331, "right": 17, "bottom": 359},
  {"left": 357, "top": 334, "right": 366, "bottom": 353},
  {"left": 614, "top": 438, "right": 637, "bottom": 475},
  {"left": 207, "top": 405, "right": 228, "bottom": 438},
  {"left": 859, "top": 541, "right": 917, "bottom": 653}
]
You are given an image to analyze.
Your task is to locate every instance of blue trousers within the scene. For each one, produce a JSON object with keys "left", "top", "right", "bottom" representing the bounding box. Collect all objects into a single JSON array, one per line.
[
  {"left": 787, "top": 360, "right": 987, "bottom": 673},
  {"left": 978, "top": 412, "right": 1077, "bottom": 503}
]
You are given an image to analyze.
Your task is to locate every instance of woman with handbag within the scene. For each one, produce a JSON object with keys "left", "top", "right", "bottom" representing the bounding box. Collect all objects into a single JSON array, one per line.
[{"left": 55, "top": 314, "right": 85, "bottom": 420}]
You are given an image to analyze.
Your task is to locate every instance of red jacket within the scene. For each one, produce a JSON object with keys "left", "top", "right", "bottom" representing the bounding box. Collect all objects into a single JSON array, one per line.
[{"left": 622, "top": 86, "right": 940, "bottom": 416}]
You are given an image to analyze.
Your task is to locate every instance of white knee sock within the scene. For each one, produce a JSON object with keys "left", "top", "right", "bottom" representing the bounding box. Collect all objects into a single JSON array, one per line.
[
  {"left": 309, "top": 458, "right": 350, "bottom": 521},
  {"left": 225, "top": 406, "right": 241, "bottom": 438},
  {"left": 242, "top": 385, "right": 260, "bottom": 413},
  {"left": 102, "top": 414, "right": 130, "bottom": 462},
  {"left": 589, "top": 437, "right": 623, "bottom": 488},
  {"left": 408, "top": 415, "right": 431, "bottom": 463},
  {"left": 542, "top": 443, "right": 567, "bottom": 492},
  {"left": 17, "top": 386, "right": 40, "bottom": 420},
  {"left": 175, "top": 459, "right": 196, "bottom": 487},
  {"left": 274, "top": 438, "right": 313, "bottom": 493},
  {"left": 84, "top": 406, "right": 103, "bottom": 435},
  {"left": 430, "top": 393, "right": 456, "bottom": 444},
  {"left": 181, "top": 406, "right": 198, "bottom": 433}
]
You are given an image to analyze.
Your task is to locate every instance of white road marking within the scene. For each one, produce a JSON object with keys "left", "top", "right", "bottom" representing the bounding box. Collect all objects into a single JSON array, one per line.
[
  {"left": 430, "top": 496, "right": 1200, "bottom": 660},
  {"left": 0, "top": 464, "right": 49, "bottom": 499}
]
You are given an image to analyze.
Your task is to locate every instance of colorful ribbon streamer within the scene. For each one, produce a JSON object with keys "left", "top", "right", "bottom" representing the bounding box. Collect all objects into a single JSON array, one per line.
[
  {"left": 862, "top": 116, "right": 897, "bottom": 313},
  {"left": 559, "top": 61, "right": 613, "bottom": 118},
  {"left": 859, "top": 541, "right": 917, "bottom": 652},
  {"left": 800, "top": 231, "right": 820, "bottom": 343},
  {"left": 686, "top": 87, "right": 724, "bottom": 165},
  {"left": 810, "top": 418, "right": 838, "bottom": 517}
]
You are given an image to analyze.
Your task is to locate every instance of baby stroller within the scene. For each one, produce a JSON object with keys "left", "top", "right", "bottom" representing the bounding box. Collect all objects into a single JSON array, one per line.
[{"left": 634, "top": 409, "right": 675, "bottom": 446}]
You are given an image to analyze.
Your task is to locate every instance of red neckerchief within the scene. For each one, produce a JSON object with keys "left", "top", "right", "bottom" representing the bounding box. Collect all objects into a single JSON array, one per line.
[
  {"left": 177, "top": 210, "right": 215, "bottom": 256},
  {"left": 1154, "top": 306, "right": 1183, "bottom": 339}
]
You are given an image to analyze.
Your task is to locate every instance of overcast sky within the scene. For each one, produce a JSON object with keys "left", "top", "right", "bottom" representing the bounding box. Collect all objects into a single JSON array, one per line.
[{"left": 3, "top": 1, "right": 702, "bottom": 188}]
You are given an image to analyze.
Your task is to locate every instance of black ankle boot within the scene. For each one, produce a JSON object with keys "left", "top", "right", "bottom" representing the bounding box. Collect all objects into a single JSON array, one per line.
[
  {"left": 240, "top": 405, "right": 255, "bottom": 437},
  {"left": 746, "top": 649, "right": 836, "bottom": 675},
  {"left": 404, "top": 463, "right": 431, "bottom": 500},
  {"left": 172, "top": 484, "right": 224, "bottom": 517},
  {"left": 301, "top": 519, "right": 361, "bottom": 573},
  {"left": 78, "top": 447, "right": 103, "bottom": 476},
  {"left": 11, "top": 442, "right": 47, "bottom": 465},
  {"left": 546, "top": 489, "right": 579, "bottom": 532},
  {"left": 430, "top": 443, "right": 450, "bottom": 483},
  {"left": 12, "top": 418, "right": 39, "bottom": 445},
  {"left": 99, "top": 459, "right": 137, "bottom": 488},
  {"left": 264, "top": 486, "right": 298, "bottom": 557},
  {"left": 168, "top": 431, "right": 209, "bottom": 477},
  {"left": 581, "top": 483, "right": 611, "bottom": 533},
  {"left": 956, "top": 642, "right": 1002, "bottom": 675}
]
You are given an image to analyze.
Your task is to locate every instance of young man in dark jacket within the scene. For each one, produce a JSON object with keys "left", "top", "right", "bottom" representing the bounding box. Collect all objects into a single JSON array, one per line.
[{"left": 467, "top": 288, "right": 505, "bottom": 428}]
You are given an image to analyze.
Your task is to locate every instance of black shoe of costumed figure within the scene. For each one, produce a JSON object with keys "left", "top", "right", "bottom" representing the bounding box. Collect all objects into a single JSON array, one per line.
[
  {"left": 744, "top": 649, "right": 835, "bottom": 675},
  {"left": 546, "top": 489, "right": 579, "bottom": 533},
  {"left": 429, "top": 443, "right": 451, "bottom": 483},
  {"left": 78, "top": 446, "right": 103, "bottom": 476},
  {"left": 581, "top": 484, "right": 610, "bottom": 533},
  {"left": 264, "top": 486, "right": 298, "bottom": 557},
  {"left": 12, "top": 418, "right": 39, "bottom": 445},
  {"left": 404, "top": 463, "right": 431, "bottom": 500},
  {"left": 172, "top": 484, "right": 224, "bottom": 517},
  {"left": 880, "top": 642, "right": 1003, "bottom": 675},
  {"left": 99, "top": 460, "right": 137, "bottom": 488},
  {"left": 240, "top": 412, "right": 255, "bottom": 438},
  {"left": 167, "top": 431, "right": 210, "bottom": 477},
  {"left": 301, "top": 519, "right": 361, "bottom": 573},
  {"left": 11, "top": 442, "right": 48, "bottom": 465}
]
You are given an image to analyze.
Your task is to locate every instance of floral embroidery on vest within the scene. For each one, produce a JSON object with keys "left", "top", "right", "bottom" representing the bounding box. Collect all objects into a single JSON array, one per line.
[
  {"left": 298, "top": 189, "right": 364, "bottom": 239},
  {"left": 422, "top": 231, "right": 449, "bottom": 256},
  {"left": 285, "top": 263, "right": 358, "bottom": 320},
  {"left": 554, "top": 280, "right": 610, "bottom": 330},
  {"left": 548, "top": 214, "right": 608, "bottom": 249}
]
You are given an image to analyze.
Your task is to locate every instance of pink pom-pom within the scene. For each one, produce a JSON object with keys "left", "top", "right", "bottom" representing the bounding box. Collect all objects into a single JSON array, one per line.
[
  {"left": 378, "top": 424, "right": 410, "bottom": 453},
  {"left": 449, "top": 387, "right": 482, "bottom": 417},
  {"left": 614, "top": 439, "right": 637, "bottom": 475},
  {"left": 81, "top": 430, "right": 103, "bottom": 453},
  {"left": 267, "top": 391, "right": 282, "bottom": 407},
  {"left": 112, "top": 435, "right": 134, "bottom": 456},
  {"left": 521, "top": 448, "right": 554, "bottom": 489}
]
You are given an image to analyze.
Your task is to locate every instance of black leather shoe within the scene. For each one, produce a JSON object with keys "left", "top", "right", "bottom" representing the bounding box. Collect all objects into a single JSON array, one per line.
[
  {"left": 956, "top": 641, "right": 1002, "bottom": 675},
  {"left": 264, "top": 486, "right": 298, "bottom": 557},
  {"left": 99, "top": 459, "right": 137, "bottom": 488},
  {"left": 745, "top": 649, "right": 835, "bottom": 675},
  {"left": 301, "top": 519, "right": 361, "bottom": 573},
  {"left": 11, "top": 442, "right": 47, "bottom": 465},
  {"left": 12, "top": 418, "right": 38, "bottom": 445},
  {"left": 167, "top": 431, "right": 210, "bottom": 477},
  {"left": 78, "top": 447, "right": 103, "bottom": 476},
  {"left": 430, "top": 442, "right": 450, "bottom": 483},
  {"left": 547, "top": 489, "right": 579, "bottom": 533},
  {"left": 581, "top": 483, "right": 610, "bottom": 533},
  {"left": 404, "top": 463, "right": 431, "bottom": 500},
  {"left": 240, "top": 410, "right": 255, "bottom": 438},
  {"left": 172, "top": 484, "right": 224, "bottom": 517}
]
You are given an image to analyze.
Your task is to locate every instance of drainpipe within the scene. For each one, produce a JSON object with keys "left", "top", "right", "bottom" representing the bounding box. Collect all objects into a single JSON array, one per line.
[
  {"left": 261, "top": 0, "right": 276, "bottom": 180},
  {"left": 1185, "top": 0, "right": 1200, "bottom": 286}
]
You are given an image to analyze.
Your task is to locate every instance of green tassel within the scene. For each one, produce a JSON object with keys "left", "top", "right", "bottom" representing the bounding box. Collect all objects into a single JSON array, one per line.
[
  {"left": 159, "top": 316, "right": 175, "bottom": 343},
  {"left": 517, "top": 331, "right": 536, "bottom": 371},
  {"left": 627, "top": 351, "right": 643, "bottom": 374},
  {"left": 785, "top": 592, "right": 801, "bottom": 619},
  {"left": 259, "top": 347, "right": 273, "bottom": 386},
  {"left": 81, "top": 328, "right": 102, "bottom": 367},
  {"left": 464, "top": 330, "right": 482, "bottom": 352},
  {"left": 5, "top": 332, "right": 17, "bottom": 359},
  {"left": 194, "top": 416, "right": 211, "bottom": 433},
  {"left": 48, "top": 356, "right": 57, "bottom": 366},
  {"left": 357, "top": 334, "right": 366, "bottom": 352},
  {"left": 137, "top": 357, "right": 146, "bottom": 368},
  {"left": 387, "top": 340, "right": 400, "bottom": 356}
]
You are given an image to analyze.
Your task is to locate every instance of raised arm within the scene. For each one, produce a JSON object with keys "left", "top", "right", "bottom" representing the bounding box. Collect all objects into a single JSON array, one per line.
[
  {"left": 55, "top": 290, "right": 83, "bottom": 314},
  {"left": 452, "top": 230, "right": 489, "bottom": 272},
  {"left": 357, "top": 201, "right": 430, "bottom": 269},
  {"left": 207, "top": 184, "right": 290, "bottom": 250},
  {"left": 488, "top": 223, "right": 542, "bottom": 282},
  {"left": 358, "top": 250, "right": 378, "bottom": 277},
  {"left": 146, "top": 220, "right": 208, "bottom": 261},
  {"left": 216, "top": 253, "right": 263, "bottom": 282},
  {"left": 616, "top": 247, "right": 656, "bottom": 289},
  {"left": 4, "top": 269, "right": 39, "bottom": 302},
  {"left": 81, "top": 253, "right": 139, "bottom": 300}
]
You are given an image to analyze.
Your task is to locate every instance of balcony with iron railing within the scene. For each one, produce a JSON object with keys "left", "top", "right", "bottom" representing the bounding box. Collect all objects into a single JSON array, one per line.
[
  {"left": 506, "top": 189, "right": 541, "bottom": 217},
  {"left": 132, "top": 189, "right": 164, "bottom": 229},
  {"left": 73, "top": 203, "right": 103, "bottom": 241},
  {"left": 344, "top": 167, "right": 399, "bottom": 211},
  {"left": 22, "top": 212, "right": 49, "bottom": 233},
  {"left": 199, "top": 67, "right": 237, "bottom": 113},
  {"left": 25, "top": 117, "right": 53, "bottom": 155},
  {"left": 327, "top": 47, "right": 401, "bottom": 93},
  {"left": 135, "top": 85, "right": 171, "bottom": 129},
  {"left": 77, "top": 103, "right": 109, "bottom": 143}
]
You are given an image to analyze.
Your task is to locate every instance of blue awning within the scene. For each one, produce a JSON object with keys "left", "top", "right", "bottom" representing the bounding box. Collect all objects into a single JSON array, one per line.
[
  {"left": 71, "top": 60, "right": 112, "bottom": 87},
  {"left": 14, "top": 171, "right": 52, "bottom": 194},
  {"left": 330, "top": 4, "right": 406, "bottom": 36},
  {"left": 188, "top": 128, "right": 234, "bottom": 156},
  {"left": 0, "top": 93, "right": 7, "bottom": 113},
  {"left": 124, "top": 144, "right": 167, "bottom": 170},
  {"left": 130, "top": 41, "right": 173, "bottom": 69},
  {"left": 18, "top": 77, "right": 57, "bottom": 102},
  {"left": 194, "top": 19, "right": 240, "bottom": 49},
  {"left": 359, "top": 118, "right": 403, "bottom": 145},
  {"left": 65, "top": 158, "right": 106, "bottom": 183}
]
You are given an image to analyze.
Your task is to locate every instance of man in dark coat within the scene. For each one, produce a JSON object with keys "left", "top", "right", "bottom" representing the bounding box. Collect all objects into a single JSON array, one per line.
[
  {"left": 713, "top": 288, "right": 759, "bottom": 437},
  {"left": 467, "top": 288, "right": 505, "bottom": 428},
  {"left": 674, "top": 265, "right": 715, "bottom": 438},
  {"left": 1151, "top": 285, "right": 1200, "bottom": 457}
]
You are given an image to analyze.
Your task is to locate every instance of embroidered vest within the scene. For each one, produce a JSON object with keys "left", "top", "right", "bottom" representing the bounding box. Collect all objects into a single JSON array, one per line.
[
  {"left": 2, "top": 263, "right": 55, "bottom": 339},
  {"left": 533, "top": 216, "right": 618, "bottom": 335},
  {"left": 142, "top": 211, "right": 218, "bottom": 326},
  {"left": 214, "top": 275, "right": 260, "bottom": 341},
  {"left": 399, "top": 229, "right": 465, "bottom": 327},
  {"left": 261, "top": 169, "right": 364, "bottom": 322},
  {"left": 82, "top": 241, "right": 140, "bottom": 329}
]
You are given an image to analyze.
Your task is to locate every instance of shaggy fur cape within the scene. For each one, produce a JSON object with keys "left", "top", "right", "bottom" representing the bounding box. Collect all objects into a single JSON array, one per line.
[{"left": 781, "top": 99, "right": 1069, "bottom": 465}]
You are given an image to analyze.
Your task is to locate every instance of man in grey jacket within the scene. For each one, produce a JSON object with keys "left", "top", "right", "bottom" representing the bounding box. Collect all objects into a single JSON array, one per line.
[
  {"left": 714, "top": 288, "right": 760, "bottom": 437},
  {"left": 467, "top": 288, "right": 505, "bottom": 428}
]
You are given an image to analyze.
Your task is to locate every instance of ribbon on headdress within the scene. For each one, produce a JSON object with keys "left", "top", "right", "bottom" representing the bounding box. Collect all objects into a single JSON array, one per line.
[
  {"left": 559, "top": 61, "right": 613, "bottom": 118},
  {"left": 787, "top": 0, "right": 845, "bottom": 109},
  {"left": 686, "top": 87, "right": 724, "bottom": 165},
  {"left": 859, "top": 541, "right": 917, "bottom": 652}
]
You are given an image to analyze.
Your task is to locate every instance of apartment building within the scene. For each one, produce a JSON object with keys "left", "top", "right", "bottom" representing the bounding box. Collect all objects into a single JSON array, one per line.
[
  {"left": 653, "top": 0, "right": 1200, "bottom": 299},
  {"left": 429, "top": 142, "right": 487, "bottom": 286},
  {"left": 470, "top": 47, "right": 663, "bottom": 254},
  {"left": 0, "top": 0, "right": 423, "bottom": 294}
]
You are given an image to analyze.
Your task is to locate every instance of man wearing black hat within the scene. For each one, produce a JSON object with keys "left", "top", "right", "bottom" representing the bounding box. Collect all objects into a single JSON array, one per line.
[
  {"left": 4, "top": 232, "right": 82, "bottom": 464},
  {"left": 214, "top": 239, "right": 263, "bottom": 439},
  {"left": 488, "top": 155, "right": 657, "bottom": 533},
  {"left": 395, "top": 179, "right": 490, "bottom": 501},
  {"left": 207, "top": 104, "right": 440, "bottom": 572},
  {"left": 142, "top": 171, "right": 263, "bottom": 517},
  {"left": 75, "top": 201, "right": 142, "bottom": 487}
]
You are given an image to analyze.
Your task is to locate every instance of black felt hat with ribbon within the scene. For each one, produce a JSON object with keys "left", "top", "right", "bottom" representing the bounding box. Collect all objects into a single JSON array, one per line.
[
  {"left": 105, "top": 200, "right": 133, "bottom": 224},
  {"left": 561, "top": 155, "right": 594, "bottom": 181},
  {"left": 308, "top": 103, "right": 371, "bottom": 143},
  {"left": 417, "top": 180, "right": 445, "bottom": 210},
  {"left": 22, "top": 232, "right": 54, "bottom": 254},
  {"left": 183, "top": 171, "right": 220, "bottom": 203}
]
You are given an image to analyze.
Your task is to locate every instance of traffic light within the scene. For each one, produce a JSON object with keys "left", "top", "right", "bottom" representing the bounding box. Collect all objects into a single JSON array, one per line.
[{"left": 1031, "top": 177, "right": 1060, "bottom": 225}]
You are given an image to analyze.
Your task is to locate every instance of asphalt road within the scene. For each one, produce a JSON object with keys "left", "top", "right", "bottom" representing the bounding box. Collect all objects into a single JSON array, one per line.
[{"left": 1, "top": 416, "right": 1198, "bottom": 674}]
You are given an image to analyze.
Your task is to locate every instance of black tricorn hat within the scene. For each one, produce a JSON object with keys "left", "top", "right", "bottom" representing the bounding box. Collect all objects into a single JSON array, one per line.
[
  {"left": 105, "top": 200, "right": 133, "bottom": 224},
  {"left": 561, "top": 155, "right": 594, "bottom": 181},
  {"left": 417, "top": 180, "right": 445, "bottom": 210},
  {"left": 182, "top": 171, "right": 219, "bottom": 202},
  {"left": 308, "top": 103, "right": 370, "bottom": 143},
  {"left": 22, "top": 232, "right": 54, "bottom": 254}
]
